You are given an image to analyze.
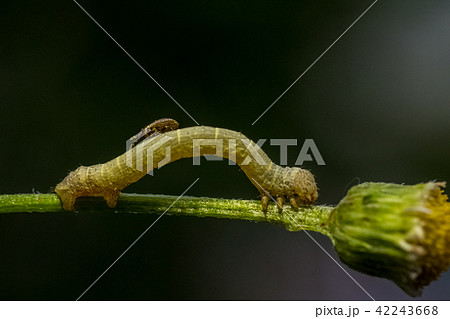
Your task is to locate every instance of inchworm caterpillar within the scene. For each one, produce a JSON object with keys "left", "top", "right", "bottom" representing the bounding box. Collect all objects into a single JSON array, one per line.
[{"left": 55, "top": 120, "right": 318, "bottom": 211}]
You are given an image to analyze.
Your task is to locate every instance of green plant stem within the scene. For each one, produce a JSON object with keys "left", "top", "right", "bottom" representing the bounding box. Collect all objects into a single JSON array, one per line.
[{"left": 0, "top": 193, "right": 333, "bottom": 236}]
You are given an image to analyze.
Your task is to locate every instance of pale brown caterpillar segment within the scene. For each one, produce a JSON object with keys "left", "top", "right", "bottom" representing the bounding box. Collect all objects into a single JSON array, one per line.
[
  {"left": 55, "top": 125, "right": 318, "bottom": 211},
  {"left": 56, "top": 119, "right": 179, "bottom": 210}
]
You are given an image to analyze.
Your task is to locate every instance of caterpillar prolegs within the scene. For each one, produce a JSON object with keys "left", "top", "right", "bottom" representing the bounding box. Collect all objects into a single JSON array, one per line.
[{"left": 55, "top": 119, "right": 318, "bottom": 211}]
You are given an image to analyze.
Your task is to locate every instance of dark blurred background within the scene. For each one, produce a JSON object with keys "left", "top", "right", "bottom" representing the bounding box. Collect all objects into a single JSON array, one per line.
[{"left": 1, "top": 0, "right": 449, "bottom": 300}]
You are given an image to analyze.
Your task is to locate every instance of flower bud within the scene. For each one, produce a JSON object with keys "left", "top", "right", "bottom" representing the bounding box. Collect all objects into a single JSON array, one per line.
[{"left": 329, "top": 182, "right": 450, "bottom": 296}]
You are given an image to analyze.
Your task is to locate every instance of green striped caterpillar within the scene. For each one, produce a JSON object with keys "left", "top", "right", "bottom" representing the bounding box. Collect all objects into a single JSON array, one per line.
[{"left": 55, "top": 119, "right": 318, "bottom": 211}]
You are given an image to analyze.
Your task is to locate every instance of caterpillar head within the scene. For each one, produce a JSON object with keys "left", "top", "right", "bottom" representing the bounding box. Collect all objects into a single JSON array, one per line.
[{"left": 292, "top": 167, "right": 318, "bottom": 204}]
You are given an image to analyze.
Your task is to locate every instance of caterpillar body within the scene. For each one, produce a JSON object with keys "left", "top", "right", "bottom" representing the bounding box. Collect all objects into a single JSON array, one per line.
[{"left": 55, "top": 121, "right": 318, "bottom": 211}]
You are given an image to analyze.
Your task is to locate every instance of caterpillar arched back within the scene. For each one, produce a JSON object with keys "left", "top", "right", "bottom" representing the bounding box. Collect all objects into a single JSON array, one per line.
[{"left": 55, "top": 120, "right": 318, "bottom": 211}]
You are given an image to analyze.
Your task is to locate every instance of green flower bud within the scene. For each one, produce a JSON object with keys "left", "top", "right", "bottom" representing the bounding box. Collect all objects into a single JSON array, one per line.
[{"left": 329, "top": 182, "right": 450, "bottom": 296}]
